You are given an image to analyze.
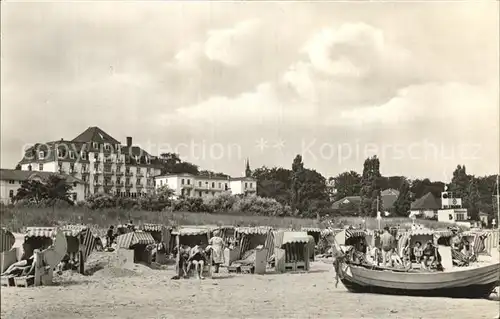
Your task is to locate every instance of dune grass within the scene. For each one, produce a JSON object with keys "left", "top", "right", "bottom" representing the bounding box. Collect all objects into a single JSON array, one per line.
[{"left": 0, "top": 206, "right": 453, "bottom": 235}]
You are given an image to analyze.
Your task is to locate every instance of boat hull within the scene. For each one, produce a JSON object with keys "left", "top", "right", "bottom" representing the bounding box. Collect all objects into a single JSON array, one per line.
[{"left": 339, "top": 262, "right": 500, "bottom": 298}]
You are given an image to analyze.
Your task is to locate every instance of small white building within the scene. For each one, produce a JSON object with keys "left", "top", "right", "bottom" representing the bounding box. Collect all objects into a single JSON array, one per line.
[
  {"left": 436, "top": 191, "right": 468, "bottom": 223},
  {"left": 229, "top": 177, "right": 257, "bottom": 195},
  {"left": 0, "top": 168, "right": 86, "bottom": 205},
  {"left": 154, "top": 173, "right": 257, "bottom": 198}
]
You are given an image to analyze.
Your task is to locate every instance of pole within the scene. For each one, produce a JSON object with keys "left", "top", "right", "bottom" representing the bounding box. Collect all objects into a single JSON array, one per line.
[
  {"left": 496, "top": 174, "right": 499, "bottom": 231},
  {"left": 377, "top": 196, "right": 381, "bottom": 230}
]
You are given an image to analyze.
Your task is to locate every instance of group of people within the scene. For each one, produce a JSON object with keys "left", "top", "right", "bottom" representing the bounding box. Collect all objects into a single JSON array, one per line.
[
  {"left": 174, "top": 229, "right": 227, "bottom": 280},
  {"left": 105, "top": 221, "right": 136, "bottom": 249},
  {"left": 348, "top": 226, "right": 477, "bottom": 271}
]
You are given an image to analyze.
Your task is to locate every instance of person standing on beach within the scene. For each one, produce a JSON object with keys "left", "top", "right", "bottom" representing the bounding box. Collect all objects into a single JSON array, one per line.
[
  {"left": 208, "top": 229, "right": 225, "bottom": 273},
  {"left": 380, "top": 226, "right": 396, "bottom": 267}
]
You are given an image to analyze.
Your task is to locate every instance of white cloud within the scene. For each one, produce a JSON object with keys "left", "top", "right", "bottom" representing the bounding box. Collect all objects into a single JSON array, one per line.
[
  {"left": 204, "top": 19, "right": 262, "bottom": 66},
  {"left": 334, "top": 82, "right": 497, "bottom": 127}
]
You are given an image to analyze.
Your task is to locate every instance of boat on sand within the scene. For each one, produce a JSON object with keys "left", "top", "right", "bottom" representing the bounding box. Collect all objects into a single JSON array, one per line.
[{"left": 338, "top": 261, "right": 500, "bottom": 298}]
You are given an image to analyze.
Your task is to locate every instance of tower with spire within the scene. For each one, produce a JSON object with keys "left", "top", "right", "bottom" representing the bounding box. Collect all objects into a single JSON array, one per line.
[{"left": 245, "top": 158, "right": 252, "bottom": 177}]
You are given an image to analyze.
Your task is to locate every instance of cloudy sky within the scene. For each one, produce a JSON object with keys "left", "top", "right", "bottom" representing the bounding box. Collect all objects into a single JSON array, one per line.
[{"left": 1, "top": 1, "right": 498, "bottom": 182}]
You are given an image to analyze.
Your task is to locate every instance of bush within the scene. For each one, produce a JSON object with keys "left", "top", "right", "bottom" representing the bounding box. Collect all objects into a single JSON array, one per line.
[
  {"left": 232, "top": 194, "right": 291, "bottom": 216},
  {"left": 203, "top": 192, "right": 237, "bottom": 213}
]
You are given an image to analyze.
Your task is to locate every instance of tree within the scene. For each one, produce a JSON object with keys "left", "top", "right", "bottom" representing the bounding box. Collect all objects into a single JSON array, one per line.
[
  {"left": 290, "top": 155, "right": 306, "bottom": 215},
  {"left": 410, "top": 179, "right": 445, "bottom": 199},
  {"left": 331, "top": 171, "right": 361, "bottom": 201},
  {"left": 15, "top": 164, "right": 21, "bottom": 170},
  {"left": 252, "top": 166, "right": 292, "bottom": 205},
  {"left": 156, "top": 185, "right": 175, "bottom": 200},
  {"left": 14, "top": 175, "right": 74, "bottom": 205},
  {"left": 14, "top": 180, "right": 47, "bottom": 204},
  {"left": 158, "top": 152, "right": 199, "bottom": 175},
  {"left": 359, "top": 156, "right": 383, "bottom": 217},
  {"left": 198, "top": 170, "right": 229, "bottom": 178},
  {"left": 447, "top": 165, "right": 470, "bottom": 199},
  {"left": 393, "top": 179, "right": 412, "bottom": 216}
]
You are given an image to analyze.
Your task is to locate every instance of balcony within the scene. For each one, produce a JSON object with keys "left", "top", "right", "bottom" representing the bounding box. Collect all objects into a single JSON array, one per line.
[
  {"left": 104, "top": 182, "right": 114, "bottom": 188},
  {"left": 93, "top": 181, "right": 102, "bottom": 187},
  {"left": 81, "top": 170, "right": 90, "bottom": 175},
  {"left": 136, "top": 172, "right": 144, "bottom": 177},
  {"left": 115, "top": 182, "right": 124, "bottom": 187},
  {"left": 103, "top": 170, "right": 114, "bottom": 176},
  {"left": 116, "top": 159, "right": 124, "bottom": 164},
  {"left": 182, "top": 184, "right": 193, "bottom": 188},
  {"left": 93, "top": 158, "right": 101, "bottom": 163},
  {"left": 125, "top": 183, "right": 133, "bottom": 188},
  {"left": 116, "top": 171, "right": 124, "bottom": 176},
  {"left": 125, "top": 172, "right": 133, "bottom": 177},
  {"left": 136, "top": 184, "right": 144, "bottom": 189},
  {"left": 70, "top": 170, "right": 77, "bottom": 176},
  {"left": 105, "top": 158, "right": 114, "bottom": 164},
  {"left": 93, "top": 171, "right": 102, "bottom": 175}
]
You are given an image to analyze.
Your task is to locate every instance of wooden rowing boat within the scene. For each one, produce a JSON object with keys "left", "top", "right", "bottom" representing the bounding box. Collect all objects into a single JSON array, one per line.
[{"left": 338, "top": 261, "right": 500, "bottom": 298}]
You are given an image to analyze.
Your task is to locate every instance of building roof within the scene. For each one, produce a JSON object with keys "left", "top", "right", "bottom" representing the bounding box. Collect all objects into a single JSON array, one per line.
[
  {"left": 230, "top": 177, "right": 256, "bottom": 181},
  {"left": 410, "top": 192, "right": 441, "bottom": 210},
  {"left": 155, "top": 173, "right": 255, "bottom": 181},
  {"left": 72, "top": 126, "right": 120, "bottom": 144},
  {"left": 331, "top": 192, "right": 400, "bottom": 210},
  {"left": 332, "top": 196, "right": 361, "bottom": 209},
  {"left": 381, "top": 188, "right": 400, "bottom": 196},
  {"left": 0, "top": 169, "right": 84, "bottom": 184}
]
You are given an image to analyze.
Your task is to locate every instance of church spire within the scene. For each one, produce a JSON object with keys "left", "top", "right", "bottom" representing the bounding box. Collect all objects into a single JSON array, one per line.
[{"left": 245, "top": 158, "right": 252, "bottom": 177}]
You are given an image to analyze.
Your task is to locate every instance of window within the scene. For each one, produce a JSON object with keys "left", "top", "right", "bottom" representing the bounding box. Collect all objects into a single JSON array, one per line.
[
  {"left": 160, "top": 180, "right": 163, "bottom": 186},
  {"left": 70, "top": 163, "right": 75, "bottom": 172},
  {"left": 225, "top": 183, "right": 228, "bottom": 190},
  {"left": 39, "top": 151, "right": 45, "bottom": 159},
  {"left": 82, "top": 164, "right": 87, "bottom": 172},
  {"left": 58, "top": 149, "right": 65, "bottom": 159},
  {"left": 9, "top": 190, "right": 14, "bottom": 198},
  {"left": 211, "top": 182, "right": 215, "bottom": 188},
  {"left": 199, "top": 181, "right": 202, "bottom": 187},
  {"left": 69, "top": 151, "right": 75, "bottom": 159},
  {"left": 250, "top": 183, "right": 253, "bottom": 188},
  {"left": 218, "top": 183, "right": 221, "bottom": 188},
  {"left": 105, "top": 144, "right": 111, "bottom": 151},
  {"left": 181, "top": 179, "right": 185, "bottom": 185},
  {"left": 8, "top": 180, "right": 15, "bottom": 184},
  {"left": 92, "top": 142, "right": 98, "bottom": 149},
  {"left": 199, "top": 191, "right": 202, "bottom": 197},
  {"left": 81, "top": 151, "right": 86, "bottom": 160},
  {"left": 187, "top": 179, "right": 190, "bottom": 185},
  {"left": 245, "top": 182, "right": 248, "bottom": 188},
  {"left": 145, "top": 157, "right": 150, "bottom": 164},
  {"left": 39, "top": 164, "right": 43, "bottom": 171},
  {"left": 72, "top": 193, "right": 77, "bottom": 201},
  {"left": 136, "top": 179, "right": 141, "bottom": 185},
  {"left": 28, "top": 165, "right": 32, "bottom": 171}
]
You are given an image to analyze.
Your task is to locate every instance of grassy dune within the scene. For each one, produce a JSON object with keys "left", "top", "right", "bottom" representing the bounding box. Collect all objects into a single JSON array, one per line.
[
  {"left": 0, "top": 206, "right": 455, "bottom": 235},
  {"left": 1, "top": 207, "right": 458, "bottom": 236}
]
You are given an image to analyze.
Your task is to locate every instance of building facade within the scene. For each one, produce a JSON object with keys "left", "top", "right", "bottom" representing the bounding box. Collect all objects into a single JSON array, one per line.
[
  {"left": 18, "top": 127, "right": 162, "bottom": 199},
  {"left": 155, "top": 173, "right": 257, "bottom": 198},
  {"left": 0, "top": 169, "right": 85, "bottom": 204}
]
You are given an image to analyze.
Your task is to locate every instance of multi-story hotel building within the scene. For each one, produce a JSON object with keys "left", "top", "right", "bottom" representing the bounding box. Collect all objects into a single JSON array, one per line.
[
  {"left": 154, "top": 173, "right": 257, "bottom": 198},
  {"left": 18, "top": 127, "right": 162, "bottom": 198}
]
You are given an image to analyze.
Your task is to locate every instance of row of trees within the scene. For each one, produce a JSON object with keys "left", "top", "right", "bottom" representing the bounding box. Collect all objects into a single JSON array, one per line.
[{"left": 11, "top": 152, "right": 499, "bottom": 221}]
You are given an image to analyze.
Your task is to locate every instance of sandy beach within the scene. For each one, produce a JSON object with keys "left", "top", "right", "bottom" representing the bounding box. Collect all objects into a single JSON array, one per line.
[{"left": 1, "top": 253, "right": 498, "bottom": 319}]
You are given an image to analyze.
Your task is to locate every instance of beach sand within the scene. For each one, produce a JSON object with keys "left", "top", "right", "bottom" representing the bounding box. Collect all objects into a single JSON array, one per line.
[{"left": 1, "top": 252, "right": 498, "bottom": 319}]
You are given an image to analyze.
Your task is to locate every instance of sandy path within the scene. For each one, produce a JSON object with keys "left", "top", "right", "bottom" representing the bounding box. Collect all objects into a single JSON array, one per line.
[{"left": 2, "top": 260, "right": 498, "bottom": 319}]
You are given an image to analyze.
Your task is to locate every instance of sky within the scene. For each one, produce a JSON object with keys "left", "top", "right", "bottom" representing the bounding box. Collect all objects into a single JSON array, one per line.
[{"left": 1, "top": 1, "right": 499, "bottom": 182}]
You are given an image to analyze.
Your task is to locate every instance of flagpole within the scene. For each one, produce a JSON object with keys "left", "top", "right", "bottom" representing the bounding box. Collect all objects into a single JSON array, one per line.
[{"left": 496, "top": 174, "right": 499, "bottom": 231}]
